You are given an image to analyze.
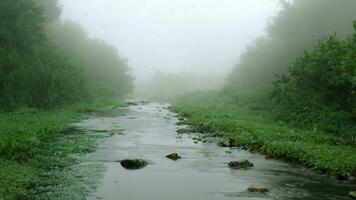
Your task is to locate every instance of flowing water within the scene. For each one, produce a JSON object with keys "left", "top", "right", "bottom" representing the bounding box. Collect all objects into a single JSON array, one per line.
[{"left": 76, "top": 102, "right": 354, "bottom": 200}]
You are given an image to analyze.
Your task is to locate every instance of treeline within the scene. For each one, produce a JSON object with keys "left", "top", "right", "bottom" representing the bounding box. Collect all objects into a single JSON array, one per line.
[
  {"left": 225, "top": 0, "right": 356, "bottom": 136},
  {"left": 271, "top": 24, "right": 356, "bottom": 136},
  {"left": 227, "top": 0, "right": 356, "bottom": 89},
  {"left": 0, "top": 0, "right": 133, "bottom": 111}
]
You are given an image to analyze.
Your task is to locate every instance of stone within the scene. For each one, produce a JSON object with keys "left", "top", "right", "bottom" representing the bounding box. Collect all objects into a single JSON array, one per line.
[
  {"left": 176, "top": 121, "right": 185, "bottom": 126},
  {"left": 120, "top": 159, "right": 148, "bottom": 169},
  {"left": 336, "top": 173, "right": 350, "bottom": 181},
  {"left": 178, "top": 116, "right": 185, "bottom": 121},
  {"left": 126, "top": 101, "right": 138, "bottom": 106},
  {"left": 247, "top": 187, "right": 269, "bottom": 193},
  {"left": 219, "top": 138, "right": 236, "bottom": 147},
  {"left": 349, "top": 191, "right": 356, "bottom": 199},
  {"left": 228, "top": 159, "right": 254, "bottom": 169},
  {"left": 166, "top": 153, "right": 181, "bottom": 161}
]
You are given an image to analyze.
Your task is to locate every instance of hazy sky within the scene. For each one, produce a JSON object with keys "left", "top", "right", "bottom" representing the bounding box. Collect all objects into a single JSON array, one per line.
[{"left": 59, "top": 0, "right": 281, "bottom": 80}]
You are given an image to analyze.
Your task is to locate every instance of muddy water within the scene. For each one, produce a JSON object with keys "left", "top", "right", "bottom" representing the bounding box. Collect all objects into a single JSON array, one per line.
[{"left": 77, "top": 103, "right": 353, "bottom": 200}]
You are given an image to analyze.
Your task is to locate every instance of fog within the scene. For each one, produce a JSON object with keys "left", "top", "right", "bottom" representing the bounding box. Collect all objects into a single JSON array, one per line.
[
  {"left": 58, "top": 0, "right": 281, "bottom": 81},
  {"left": 2, "top": 1, "right": 356, "bottom": 198}
]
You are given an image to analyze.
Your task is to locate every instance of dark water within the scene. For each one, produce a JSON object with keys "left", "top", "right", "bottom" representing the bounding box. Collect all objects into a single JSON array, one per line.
[{"left": 76, "top": 103, "right": 354, "bottom": 200}]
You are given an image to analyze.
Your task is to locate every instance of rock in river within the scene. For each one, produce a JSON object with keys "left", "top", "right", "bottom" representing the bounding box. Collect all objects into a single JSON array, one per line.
[
  {"left": 219, "top": 138, "right": 236, "bottom": 147},
  {"left": 350, "top": 191, "right": 356, "bottom": 199},
  {"left": 120, "top": 159, "right": 148, "bottom": 170},
  {"left": 126, "top": 101, "right": 138, "bottom": 106},
  {"left": 228, "top": 159, "right": 254, "bottom": 169},
  {"left": 247, "top": 187, "right": 269, "bottom": 193},
  {"left": 166, "top": 153, "right": 181, "bottom": 161}
]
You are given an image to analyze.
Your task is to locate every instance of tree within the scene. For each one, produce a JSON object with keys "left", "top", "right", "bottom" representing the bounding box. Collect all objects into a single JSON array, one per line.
[
  {"left": 227, "top": 0, "right": 356, "bottom": 90},
  {"left": 271, "top": 23, "right": 356, "bottom": 136}
]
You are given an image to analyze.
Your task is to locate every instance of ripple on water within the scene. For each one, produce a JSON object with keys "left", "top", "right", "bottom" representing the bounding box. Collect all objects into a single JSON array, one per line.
[{"left": 79, "top": 103, "right": 354, "bottom": 200}]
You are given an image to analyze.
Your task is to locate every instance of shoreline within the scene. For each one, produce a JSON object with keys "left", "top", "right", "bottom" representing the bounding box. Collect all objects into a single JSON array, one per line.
[
  {"left": 171, "top": 97, "right": 356, "bottom": 181},
  {"left": 0, "top": 102, "right": 124, "bottom": 199}
]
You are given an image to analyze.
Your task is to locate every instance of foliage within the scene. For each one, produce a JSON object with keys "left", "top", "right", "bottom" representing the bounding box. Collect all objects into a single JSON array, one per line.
[
  {"left": 46, "top": 20, "right": 133, "bottom": 99},
  {"left": 227, "top": 0, "right": 356, "bottom": 89},
  {"left": 0, "top": 0, "right": 133, "bottom": 110},
  {"left": 271, "top": 23, "right": 356, "bottom": 137},
  {"left": 172, "top": 92, "right": 356, "bottom": 176},
  {"left": 0, "top": 102, "right": 119, "bottom": 199},
  {"left": 223, "top": 1, "right": 356, "bottom": 137},
  {"left": 0, "top": 1, "right": 131, "bottom": 198}
]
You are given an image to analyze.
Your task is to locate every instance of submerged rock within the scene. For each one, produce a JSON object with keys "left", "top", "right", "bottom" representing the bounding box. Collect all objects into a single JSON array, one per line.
[
  {"left": 336, "top": 173, "right": 350, "bottom": 181},
  {"left": 166, "top": 153, "right": 181, "bottom": 161},
  {"left": 140, "top": 100, "right": 150, "bottom": 104},
  {"left": 228, "top": 159, "right": 254, "bottom": 169},
  {"left": 177, "top": 128, "right": 194, "bottom": 134},
  {"left": 219, "top": 138, "right": 236, "bottom": 147},
  {"left": 247, "top": 187, "right": 269, "bottom": 193},
  {"left": 349, "top": 191, "right": 356, "bottom": 199},
  {"left": 176, "top": 121, "right": 186, "bottom": 126},
  {"left": 120, "top": 159, "right": 148, "bottom": 170},
  {"left": 126, "top": 101, "right": 138, "bottom": 106}
]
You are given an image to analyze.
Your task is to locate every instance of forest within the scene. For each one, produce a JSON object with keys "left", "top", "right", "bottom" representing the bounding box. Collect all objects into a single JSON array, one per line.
[
  {"left": 0, "top": 0, "right": 132, "bottom": 199},
  {"left": 0, "top": 0, "right": 132, "bottom": 110},
  {"left": 222, "top": 0, "right": 356, "bottom": 137}
]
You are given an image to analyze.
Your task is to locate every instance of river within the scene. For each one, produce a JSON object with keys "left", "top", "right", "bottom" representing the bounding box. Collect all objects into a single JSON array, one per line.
[{"left": 75, "top": 102, "right": 353, "bottom": 200}]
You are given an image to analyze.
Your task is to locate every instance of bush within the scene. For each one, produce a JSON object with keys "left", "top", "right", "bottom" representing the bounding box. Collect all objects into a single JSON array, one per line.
[{"left": 271, "top": 23, "right": 356, "bottom": 137}]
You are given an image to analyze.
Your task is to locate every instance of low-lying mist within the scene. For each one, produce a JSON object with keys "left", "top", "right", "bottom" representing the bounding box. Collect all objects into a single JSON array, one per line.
[{"left": 134, "top": 72, "right": 225, "bottom": 100}]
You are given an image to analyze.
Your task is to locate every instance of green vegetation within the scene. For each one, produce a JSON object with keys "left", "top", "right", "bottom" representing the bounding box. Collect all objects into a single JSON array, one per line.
[
  {"left": 171, "top": 1, "right": 356, "bottom": 177},
  {"left": 227, "top": 0, "right": 356, "bottom": 89},
  {"left": 0, "top": 0, "right": 132, "bottom": 199},
  {"left": 0, "top": 0, "right": 132, "bottom": 110},
  {"left": 271, "top": 25, "right": 356, "bottom": 136},
  {"left": 0, "top": 102, "right": 120, "bottom": 199},
  {"left": 172, "top": 92, "right": 356, "bottom": 176},
  {"left": 222, "top": 0, "right": 356, "bottom": 136}
]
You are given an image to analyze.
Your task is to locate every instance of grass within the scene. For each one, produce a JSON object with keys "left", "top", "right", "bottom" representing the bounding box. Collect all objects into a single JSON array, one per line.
[
  {"left": 171, "top": 92, "right": 356, "bottom": 177},
  {"left": 0, "top": 100, "right": 123, "bottom": 199}
]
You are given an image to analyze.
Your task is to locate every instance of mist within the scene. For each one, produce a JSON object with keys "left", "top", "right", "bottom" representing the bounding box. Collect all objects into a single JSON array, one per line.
[
  {"left": 1, "top": 0, "right": 356, "bottom": 199},
  {"left": 58, "top": 0, "right": 280, "bottom": 81}
]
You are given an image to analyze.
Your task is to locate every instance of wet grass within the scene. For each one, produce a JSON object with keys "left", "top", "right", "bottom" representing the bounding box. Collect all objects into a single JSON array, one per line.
[
  {"left": 171, "top": 92, "right": 356, "bottom": 178},
  {"left": 0, "top": 101, "right": 123, "bottom": 199}
]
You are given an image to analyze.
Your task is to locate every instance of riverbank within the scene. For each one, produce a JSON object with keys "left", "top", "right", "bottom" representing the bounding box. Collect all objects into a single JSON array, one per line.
[
  {"left": 171, "top": 92, "right": 356, "bottom": 179},
  {"left": 0, "top": 101, "right": 123, "bottom": 199},
  {"left": 85, "top": 101, "right": 354, "bottom": 200}
]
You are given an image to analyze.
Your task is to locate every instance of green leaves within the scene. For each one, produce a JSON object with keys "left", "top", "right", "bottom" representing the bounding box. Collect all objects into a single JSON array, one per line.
[
  {"left": 271, "top": 24, "right": 356, "bottom": 136},
  {"left": 227, "top": 0, "right": 356, "bottom": 90},
  {"left": 0, "top": 0, "right": 133, "bottom": 110}
]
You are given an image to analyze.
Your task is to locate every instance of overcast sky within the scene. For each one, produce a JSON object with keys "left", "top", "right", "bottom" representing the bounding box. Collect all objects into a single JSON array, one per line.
[{"left": 59, "top": 0, "right": 281, "bottom": 80}]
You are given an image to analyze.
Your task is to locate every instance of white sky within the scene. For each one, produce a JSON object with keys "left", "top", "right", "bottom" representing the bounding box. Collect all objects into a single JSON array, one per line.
[{"left": 59, "top": 0, "right": 281, "bottom": 80}]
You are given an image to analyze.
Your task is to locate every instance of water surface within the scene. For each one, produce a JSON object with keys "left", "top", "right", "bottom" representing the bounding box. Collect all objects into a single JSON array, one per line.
[{"left": 76, "top": 102, "right": 354, "bottom": 200}]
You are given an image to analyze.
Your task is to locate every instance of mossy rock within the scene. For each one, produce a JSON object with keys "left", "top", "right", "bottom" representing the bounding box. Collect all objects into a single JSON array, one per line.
[
  {"left": 228, "top": 159, "right": 254, "bottom": 169},
  {"left": 120, "top": 159, "right": 148, "bottom": 170},
  {"left": 247, "top": 187, "right": 269, "bottom": 193},
  {"left": 177, "top": 128, "right": 194, "bottom": 134},
  {"left": 178, "top": 117, "right": 185, "bottom": 121},
  {"left": 219, "top": 138, "right": 236, "bottom": 147},
  {"left": 336, "top": 173, "right": 351, "bottom": 181},
  {"left": 176, "top": 121, "right": 186, "bottom": 126},
  {"left": 349, "top": 191, "right": 356, "bottom": 199},
  {"left": 126, "top": 101, "right": 138, "bottom": 106},
  {"left": 166, "top": 153, "right": 181, "bottom": 161}
]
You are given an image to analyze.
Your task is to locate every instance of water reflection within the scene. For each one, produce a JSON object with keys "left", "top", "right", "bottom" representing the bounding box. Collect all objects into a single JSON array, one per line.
[{"left": 75, "top": 103, "right": 354, "bottom": 200}]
